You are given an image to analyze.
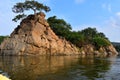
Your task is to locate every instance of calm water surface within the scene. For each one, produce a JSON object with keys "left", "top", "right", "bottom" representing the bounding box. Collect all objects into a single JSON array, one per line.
[{"left": 0, "top": 55, "right": 120, "bottom": 80}]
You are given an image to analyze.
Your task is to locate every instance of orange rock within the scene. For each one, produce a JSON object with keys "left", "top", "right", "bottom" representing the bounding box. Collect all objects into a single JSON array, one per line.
[{"left": 0, "top": 12, "right": 79, "bottom": 56}]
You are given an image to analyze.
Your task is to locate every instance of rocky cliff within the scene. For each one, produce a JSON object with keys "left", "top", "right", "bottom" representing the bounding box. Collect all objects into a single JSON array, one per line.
[
  {"left": 0, "top": 12, "right": 79, "bottom": 56},
  {"left": 0, "top": 12, "right": 118, "bottom": 56}
]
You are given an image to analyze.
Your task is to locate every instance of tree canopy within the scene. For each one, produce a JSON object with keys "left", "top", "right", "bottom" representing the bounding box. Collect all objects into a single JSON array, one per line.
[
  {"left": 47, "top": 16, "right": 110, "bottom": 48},
  {"left": 47, "top": 16, "right": 72, "bottom": 37},
  {"left": 12, "top": 0, "right": 51, "bottom": 22}
]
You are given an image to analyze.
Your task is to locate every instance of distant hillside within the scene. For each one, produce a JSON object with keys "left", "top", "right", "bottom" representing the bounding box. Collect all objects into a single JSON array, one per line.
[
  {"left": 112, "top": 42, "right": 120, "bottom": 46},
  {"left": 112, "top": 42, "right": 120, "bottom": 53}
]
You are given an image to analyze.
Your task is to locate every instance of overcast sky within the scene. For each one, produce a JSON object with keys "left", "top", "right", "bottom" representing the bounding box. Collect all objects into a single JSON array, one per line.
[{"left": 0, "top": 0, "right": 120, "bottom": 42}]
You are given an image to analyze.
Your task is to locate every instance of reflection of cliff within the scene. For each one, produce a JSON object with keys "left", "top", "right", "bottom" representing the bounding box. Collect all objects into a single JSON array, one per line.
[
  {"left": 0, "top": 56, "right": 114, "bottom": 80},
  {"left": 75, "top": 56, "right": 112, "bottom": 80},
  {"left": 0, "top": 56, "right": 78, "bottom": 80},
  {"left": 53, "top": 56, "right": 113, "bottom": 80}
]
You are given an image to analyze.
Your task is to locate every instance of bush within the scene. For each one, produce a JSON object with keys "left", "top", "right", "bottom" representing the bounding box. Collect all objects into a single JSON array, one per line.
[
  {"left": 93, "top": 37, "right": 111, "bottom": 49},
  {"left": 47, "top": 16, "right": 110, "bottom": 49}
]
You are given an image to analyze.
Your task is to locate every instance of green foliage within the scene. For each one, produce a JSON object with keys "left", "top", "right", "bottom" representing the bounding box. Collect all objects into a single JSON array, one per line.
[
  {"left": 12, "top": 0, "right": 51, "bottom": 22},
  {"left": 47, "top": 16, "right": 72, "bottom": 38},
  {"left": 12, "top": 14, "right": 27, "bottom": 22},
  {"left": 79, "top": 27, "right": 98, "bottom": 43},
  {"left": 78, "top": 27, "right": 108, "bottom": 44},
  {"left": 77, "top": 27, "right": 110, "bottom": 48},
  {"left": 0, "top": 36, "right": 8, "bottom": 44},
  {"left": 66, "top": 31, "right": 84, "bottom": 47},
  {"left": 47, "top": 16, "right": 110, "bottom": 49},
  {"left": 80, "top": 27, "right": 97, "bottom": 38},
  {"left": 93, "top": 37, "right": 111, "bottom": 49}
]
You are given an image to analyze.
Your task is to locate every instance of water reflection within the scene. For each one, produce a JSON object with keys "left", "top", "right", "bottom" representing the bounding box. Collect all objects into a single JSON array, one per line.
[{"left": 0, "top": 56, "right": 118, "bottom": 80}]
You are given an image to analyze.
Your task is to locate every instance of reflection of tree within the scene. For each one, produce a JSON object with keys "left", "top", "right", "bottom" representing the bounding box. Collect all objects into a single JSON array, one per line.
[
  {"left": 76, "top": 56, "right": 111, "bottom": 80},
  {"left": 51, "top": 56, "right": 112, "bottom": 80},
  {"left": 0, "top": 56, "right": 114, "bottom": 80}
]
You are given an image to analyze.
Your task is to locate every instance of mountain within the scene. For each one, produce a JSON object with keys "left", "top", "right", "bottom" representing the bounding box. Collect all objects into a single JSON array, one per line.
[
  {"left": 112, "top": 42, "right": 120, "bottom": 46},
  {"left": 112, "top": 42, "right": 120, "bottom": 53}
]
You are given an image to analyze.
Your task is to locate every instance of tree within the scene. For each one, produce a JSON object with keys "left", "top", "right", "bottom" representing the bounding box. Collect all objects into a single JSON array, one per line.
[
  {"left": 47, "top": 16, "right": 72, "bottom": 38},
  {"left": 67, "top": 31, "right": 85, "bottom": 47},
  {"left": 93, "top": 37, "right": 111, "bottom": 49},
  {"left": 79, "top": 27, "right": 98, "bottom": 44},
  {"left": 12, "top": 0, "right": 51, "bottom": 22}
]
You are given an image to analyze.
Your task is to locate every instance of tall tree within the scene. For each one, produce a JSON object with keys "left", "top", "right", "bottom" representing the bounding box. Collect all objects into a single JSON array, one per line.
[{"left": 12, "top": 0, "right": 51, "bottom": 22}]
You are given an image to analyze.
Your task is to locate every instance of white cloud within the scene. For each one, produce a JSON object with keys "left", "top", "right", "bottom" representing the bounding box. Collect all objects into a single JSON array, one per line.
[
  {"left": 73, "top": 13, "right": 120, "bottom": 42},
  {"left": 116, "top": 12, "right": 120, "bottom": 17},
  {"left": 102, "top": 3, "right": 106, "bottom": 9},
  {"left": 97, "top": 24, "right": 120, "bottom": 42},
  {"left": 76, "top": 22, "right": 120, "bottom": 42},
  {"left": 75, "top": 0, "right": 85, "bottom": 4},
  {"left": 108, "top": 4, "right": 112, "bottom": 12},
  {"left": 99, "top": 13, "right": 120, "bottom": 42},
  {"left": 102, "top": 3, "right": 112, "bottom": 13},
  {"left": 106, "top": 12, "right": 120, "bottom": 28},
  {"left": 0, "top": 0, "right": 24, "bottom": 35}
]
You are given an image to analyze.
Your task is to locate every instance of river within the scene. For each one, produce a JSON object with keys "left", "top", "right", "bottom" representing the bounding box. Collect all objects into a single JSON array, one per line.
[{"left": 0, "top": 55, "right": 120, "bottom": 80}]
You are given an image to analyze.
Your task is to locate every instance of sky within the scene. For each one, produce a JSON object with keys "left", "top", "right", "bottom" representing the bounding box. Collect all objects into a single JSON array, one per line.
[{"left": 0, "top": 0, "right": 120, "bottom": 42}]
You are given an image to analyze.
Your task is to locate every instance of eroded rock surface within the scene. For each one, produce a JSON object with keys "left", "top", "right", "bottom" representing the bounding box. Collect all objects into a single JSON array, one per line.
[
  {"left": 80, "top": 44, "right": 118, "bottom": 56},
  {"left": 0, "top": 12, "right": 118, "bottom": 56},
  {"left": 0, "top": 12, "right": 79, "bottom": 55}
]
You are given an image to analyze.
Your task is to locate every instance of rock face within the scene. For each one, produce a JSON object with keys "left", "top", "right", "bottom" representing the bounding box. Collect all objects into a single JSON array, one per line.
[
  {"left": 80, "top": 44, "right": 118, "bottom": 56},
  {"left": 0, "top": 12, "right": 79, "bottom": 56},
  {"left": 0, "top": 12, "right": 118, "bottom": 56}
]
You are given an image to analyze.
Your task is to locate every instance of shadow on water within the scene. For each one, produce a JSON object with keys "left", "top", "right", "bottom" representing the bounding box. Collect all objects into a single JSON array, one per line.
[{"left": 0, "top": 55, "right": 119, "bottom": 80}]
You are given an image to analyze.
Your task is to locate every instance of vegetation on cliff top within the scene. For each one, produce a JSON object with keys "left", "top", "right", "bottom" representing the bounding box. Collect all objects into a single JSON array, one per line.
[
  {"left": 47, "top": 16, "right": 111, "bottom": 49},
  {"left": 12, "top": 0, "right": 50, "bottom": 22}
]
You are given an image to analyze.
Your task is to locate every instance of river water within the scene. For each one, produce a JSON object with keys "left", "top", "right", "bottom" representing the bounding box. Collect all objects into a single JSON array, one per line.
[{"left": 0, "top": 55, "right": 120, "bottom": 80}]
